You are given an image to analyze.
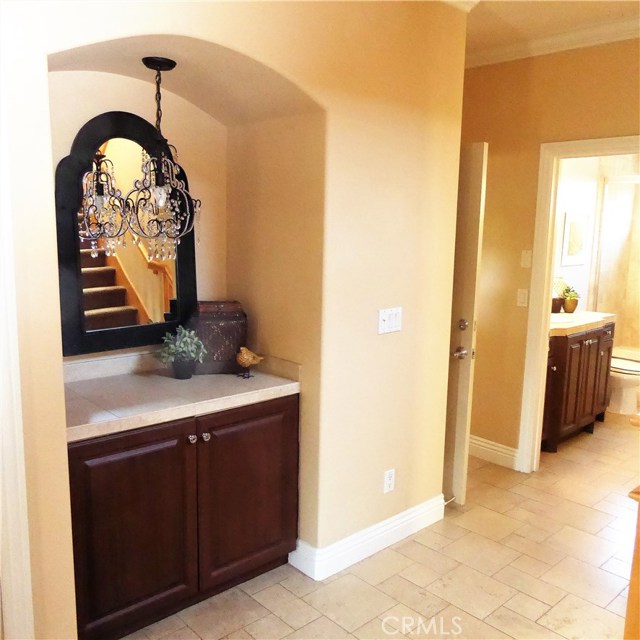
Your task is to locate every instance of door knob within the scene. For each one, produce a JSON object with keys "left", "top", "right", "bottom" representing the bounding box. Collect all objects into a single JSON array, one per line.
[
  {"left": 458, "top": 319, "right": 469, "bottom": 331},
  {"left": 452, "top": 347, "right": 468, "bottom": 359}
]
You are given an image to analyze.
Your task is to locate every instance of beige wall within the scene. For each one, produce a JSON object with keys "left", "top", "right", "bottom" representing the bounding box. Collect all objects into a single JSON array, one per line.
[
  {"left": 2, "top": 2, "right": 466, "bottom": 636},
  {"left": 227, "top": 112, "right": 326, "bottom": 542},
  {"left": 462, "top": 39, "right": 640, "bottom": 448}
]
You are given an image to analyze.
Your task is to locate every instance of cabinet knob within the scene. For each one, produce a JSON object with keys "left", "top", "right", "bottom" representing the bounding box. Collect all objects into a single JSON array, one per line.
[
  {"left": 201, "top": 432, "right": 212, "bottom": 442},
  {"left": 551, "top": 365, "right": 557, "bottom": 371},
  {"left": 187, "top": 434, "right": 198, "bottom": 444}
]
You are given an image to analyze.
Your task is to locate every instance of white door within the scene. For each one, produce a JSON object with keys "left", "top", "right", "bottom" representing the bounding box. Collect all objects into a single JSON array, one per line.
[{"left": 443, "top": 142, "right": 488, "bottom": 505}]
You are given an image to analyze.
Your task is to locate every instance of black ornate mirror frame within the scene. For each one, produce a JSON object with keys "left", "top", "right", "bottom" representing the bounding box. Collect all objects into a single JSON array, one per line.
[{"left": 55, "top": 111, "right": 197, "bottom": 356}]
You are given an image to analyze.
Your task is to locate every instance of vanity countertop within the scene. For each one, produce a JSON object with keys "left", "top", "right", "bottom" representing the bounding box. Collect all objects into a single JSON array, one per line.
[
  {"left": 549, "top": 311, "right": 616, "bottom": 337},
  {"left": 65, "top": 371, "right": 300, "bottom": 443}
]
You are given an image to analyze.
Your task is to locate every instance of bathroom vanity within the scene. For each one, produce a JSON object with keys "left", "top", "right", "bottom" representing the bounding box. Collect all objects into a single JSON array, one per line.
[
  {"left": 65, "top": 371, "right": 300, "bottom": 640},
  {"left": 542, "top": 312, "right": 615, "bottom": 452}
]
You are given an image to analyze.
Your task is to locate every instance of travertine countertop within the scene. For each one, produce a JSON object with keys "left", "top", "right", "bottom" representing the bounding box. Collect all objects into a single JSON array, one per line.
[
  {"left": 65, "top": 371, "right": 300, "bottom": 443},
  {"left": 549, "top": 311, "right": 616, "bottom": 337}
]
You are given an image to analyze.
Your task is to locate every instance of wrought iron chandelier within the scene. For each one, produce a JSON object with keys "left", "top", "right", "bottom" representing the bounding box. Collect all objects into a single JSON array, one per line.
[
  {"left": 78, "top": 56, "right": 201, "bottom": 261},
  {"left": 79, "top": 153, "right": 128, "bottom": 258}
]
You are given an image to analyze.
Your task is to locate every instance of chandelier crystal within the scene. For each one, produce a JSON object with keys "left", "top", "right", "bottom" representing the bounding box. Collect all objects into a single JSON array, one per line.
[{"left": 78, "top": 153, "right": 128, "bottom": 257}]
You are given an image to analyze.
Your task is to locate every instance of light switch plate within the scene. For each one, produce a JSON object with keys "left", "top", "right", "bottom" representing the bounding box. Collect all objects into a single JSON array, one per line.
[
  {"left": 517, "top": 289, "right": 529, "bottom": 307},
  {"left": 378, "top": 307, "right": 402, "bottom": 334}
]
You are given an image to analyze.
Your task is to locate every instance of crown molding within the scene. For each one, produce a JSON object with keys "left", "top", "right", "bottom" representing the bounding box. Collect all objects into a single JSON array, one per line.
[
  {"left": 466, "top": 17, "right": 639, "bottom": 68},
  {"left": 445, "top": 1, "right": 480, "bottom": 13}
]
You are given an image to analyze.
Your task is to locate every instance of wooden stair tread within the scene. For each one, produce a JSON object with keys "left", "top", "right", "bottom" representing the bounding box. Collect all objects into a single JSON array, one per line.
[{"left": 84, "top": 306, "right": 138, "bottom": 317}]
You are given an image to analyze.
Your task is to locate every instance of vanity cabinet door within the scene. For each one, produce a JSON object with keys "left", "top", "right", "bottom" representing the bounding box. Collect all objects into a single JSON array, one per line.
[
  {"left": 197, "top": 396, "right": 299, "bottom": 593},
  {"left": 559, "top": 332, "right": 585, "bottom": 435},
  {"left": 594, "top": 323, "right": 615, "bottom": 418},
  {"left": 68, "top": 418, "right": 199, "bottom": 640}
]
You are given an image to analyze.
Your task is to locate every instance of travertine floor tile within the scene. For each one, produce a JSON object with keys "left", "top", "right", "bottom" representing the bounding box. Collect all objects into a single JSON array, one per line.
[
  {"left": 515, "top": 498, "right": 615, "bottom": 534},
  {"left": 239, "top": 565, "right": 298, "bottom": 596},
  {"left": 484, "top": 606, "right": 564, "bottom": 639},
  {"left": 509, "top": 554, "right": 553, "bottom": 578},
  {"left": 538, "top": 594, "right": 625, "bottom": 639},
  {"left": 451, "top": 506, "right": 523, "bottom": 541},
  {"left": 394, "top": 541, "right": 459, "bottom": 574},
  {"left": 465, "top": 483, "right": 526, "bottom": 513},
  {"left": 353, "top": 614, "right": 409, "bottom": 639},
  {"left": 280, "top": 571, "right": 323, "bottom": 598},
  {"left": 607, "top": 594, "right": 628, "bottom": 617},
  {"left": 398, "top": 562, "right": 440, "bottom": 588},
  {"left": 471, "top": 464, "right": 528, "bottom": 489},
  {"left": 545, "top": 525, "right": 618, "bottom": 566},
  {"left": 508, "top": 483, "right": 565, "bottom": 506},
  {"left": 503, "top": 592, "right": 550, "bottom": 621},
  {"left": 513, "top": 523, "right": 552, "bottom": 543},
  {"left": 178, "top": 588, "right": 269, "bottom": 640},
  {"left": 413, "top": 605, "right": 509, "bottom": 639},
  {"left": 502, "top": 532, "right": 566, "bottom": 565},
  {"left": 349, "top": 548, "right": 414, "bottom": 586},
  {"left": 601, "top": 556, "right": 632, "bottom": 579},
  {"left": 158, "top": 627, "right": 201, "bottom": 640},
  {"left": 426, "top": 565, "right": 516, "bottom": 619},
  {"left": 284, "top": 616, "right": 353, "bottom": 639},
  {"left": 440, "top": 531, "right": 520, "bottom": 575},
  {"left": 493, "top": 565, "right": 565, "bottom": 606},
  {"left": 423, "top": 519, "right": 469, "bottom": 542},
  {"left": 540, "top": 556, "right": 628, "bottom": 607},
  {"left": 244, "top": 614, "right": 294, "bottom": 640},
  {"left": 376, "top": 575, "right": 448, "bottom": 619},
  {"left": 253, "top": 585, "right": 321, "bottom": 630},
  {"left": 140, "top": 614, "right": 187, "bottom": 640},
  {"left": 303, "top": 575, "right": 396, "bottom": 632},
  {"left": 412, "top": 528, "right": 453, "bottom": 551}
]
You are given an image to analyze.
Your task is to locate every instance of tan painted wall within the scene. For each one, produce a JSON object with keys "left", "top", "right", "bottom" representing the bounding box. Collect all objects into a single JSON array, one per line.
[
  {"left": 462, "top": 39, "right": 640, "bottom": 448},
  {"left": 227, "top": 112, "right": 326, "bottom": 542},
  {"left": 2, "top": 1, "right": 466, "bottom": 635}
]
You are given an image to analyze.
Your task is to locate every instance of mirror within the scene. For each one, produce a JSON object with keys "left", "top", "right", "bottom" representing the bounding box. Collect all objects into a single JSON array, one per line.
[{"left": 56, "top": 111, "right": 196, "bottom": 356}]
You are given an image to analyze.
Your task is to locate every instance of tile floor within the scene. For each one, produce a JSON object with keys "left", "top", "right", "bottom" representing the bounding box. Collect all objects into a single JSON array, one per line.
[{"left": 125, "top": 412, "right": 639, "bottom": 640}]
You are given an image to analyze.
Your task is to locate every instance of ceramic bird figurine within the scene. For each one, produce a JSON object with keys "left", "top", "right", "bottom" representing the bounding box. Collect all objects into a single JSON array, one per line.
[{"left": 236, "top": 346, "right": 263, "bottom": 378}]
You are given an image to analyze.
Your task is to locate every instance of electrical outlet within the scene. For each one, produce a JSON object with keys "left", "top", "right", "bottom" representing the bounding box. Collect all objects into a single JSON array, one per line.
[{"left": 383, "top": 469, "right": 395, "bottom": 493}]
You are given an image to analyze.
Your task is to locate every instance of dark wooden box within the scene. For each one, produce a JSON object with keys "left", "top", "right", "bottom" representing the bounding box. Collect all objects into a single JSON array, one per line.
[{"left": 187, "top": 301, "right": 247, "bottom": 374}]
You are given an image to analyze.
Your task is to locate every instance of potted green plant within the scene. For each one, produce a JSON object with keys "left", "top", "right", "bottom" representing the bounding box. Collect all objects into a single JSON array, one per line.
[
  {"left": 158, "top": 325, "right": 207, "bottom": 379},
  {"left": 562, "top": 286, "right": 580, "bottom": 313}
]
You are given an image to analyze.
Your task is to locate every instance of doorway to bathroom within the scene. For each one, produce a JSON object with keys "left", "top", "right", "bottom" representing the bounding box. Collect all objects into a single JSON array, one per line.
[
  {"left": 517, "top": 135, "right": 640, "bottom": 473},
  {"left": 551, "top": 153, "right": 639, "bottom": 346}
]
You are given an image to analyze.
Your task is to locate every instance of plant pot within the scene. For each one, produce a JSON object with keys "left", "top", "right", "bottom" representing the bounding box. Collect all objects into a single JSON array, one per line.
[
  {"left": 562, "top": 298, "right": 579, "bottom": 313},
  {"left": 172, "top": 360, "right": 196, "bottom": 380},
  {"left": 551, "top": 298, "right": 564, "bottom": 313}
]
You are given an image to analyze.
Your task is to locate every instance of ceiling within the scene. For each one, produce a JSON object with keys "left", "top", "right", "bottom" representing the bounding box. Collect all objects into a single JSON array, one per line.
[{"left": 465, "top": 0, "right": 640, "bottom": 67}]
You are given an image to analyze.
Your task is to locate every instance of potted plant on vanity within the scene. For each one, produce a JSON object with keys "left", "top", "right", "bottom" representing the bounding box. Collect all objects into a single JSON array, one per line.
[
  {"left": 562, "top": 286, "right": 580, "bottom": 313},
  {"left": 159, "top": 325, "right": 207, "bottom": 379}
]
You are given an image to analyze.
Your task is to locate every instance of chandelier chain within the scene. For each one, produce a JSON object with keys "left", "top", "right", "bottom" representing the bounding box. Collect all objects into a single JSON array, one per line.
[{"left": 155, "top": 70, "right": 163, "bottom": 135}]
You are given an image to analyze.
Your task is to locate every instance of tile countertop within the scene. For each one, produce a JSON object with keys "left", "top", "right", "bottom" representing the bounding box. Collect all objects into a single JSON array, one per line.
[
  {"left": 549, "top": 311, "right": 616, "bottom": 337},
  {"left": 65, "top": 371, "right": 300, "bottom": 443}
]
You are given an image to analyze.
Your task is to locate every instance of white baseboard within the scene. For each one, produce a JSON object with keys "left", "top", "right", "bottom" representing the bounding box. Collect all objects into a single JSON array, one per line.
[
  {"left": 469, "top": 434, "right": 518, "bottom": 470},
  {"left": 288, "top": 494, "right": 444, "bottom": 581}
]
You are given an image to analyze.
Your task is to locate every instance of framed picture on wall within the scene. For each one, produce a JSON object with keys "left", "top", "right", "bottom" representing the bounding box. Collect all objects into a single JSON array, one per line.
[{"left": 561, "top": 210, "right": 586, "bottom": 266}]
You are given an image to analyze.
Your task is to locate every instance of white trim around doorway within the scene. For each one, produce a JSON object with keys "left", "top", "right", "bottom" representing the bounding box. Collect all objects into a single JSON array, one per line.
[{"left": 517, "top": 135, "right": 640, "bottom": 474}]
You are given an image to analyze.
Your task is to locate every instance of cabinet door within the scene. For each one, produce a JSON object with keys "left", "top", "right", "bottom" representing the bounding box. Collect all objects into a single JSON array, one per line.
[
  {"left": 577, "top": 332, "right": 600, "bottom": 425},
  {"left": 68, "top": 419, "right": 198, "bottom": 640},
  {"left": 595, "top": 324, "right": 615, "bottom": 416},
  {"left": 197, "top": 396, "right": 299, "bottom": 592},
  {"left": 560, "top": 333, "right": 584, "bottom": 433}
]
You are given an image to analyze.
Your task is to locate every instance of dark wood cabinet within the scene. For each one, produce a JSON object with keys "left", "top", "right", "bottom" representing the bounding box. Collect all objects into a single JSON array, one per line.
[
  {"left": 68, "top": 395, "right": 299, "bottom": 640},
  {"left": 543, "top": 323, "right": 614, "bottom": 452},
  {"left": 197, "top": 399, "right": 299, "bottom": 592}
]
